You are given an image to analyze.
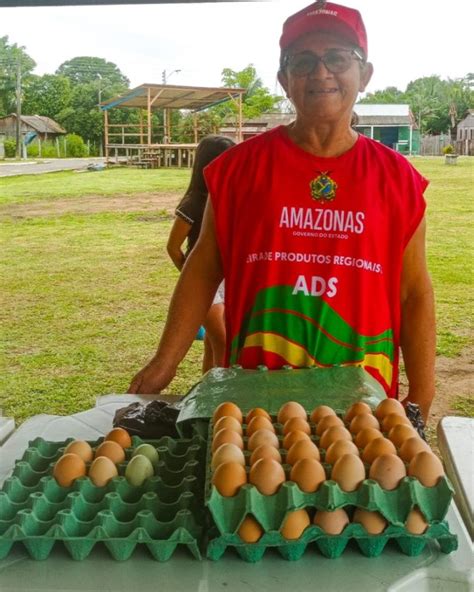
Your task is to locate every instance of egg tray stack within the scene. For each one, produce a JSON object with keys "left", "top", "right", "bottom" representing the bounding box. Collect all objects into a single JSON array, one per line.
[
  {"left": 205, "top": 417, "right": 458, "bottom": 562},
  {"left": 0, "top": 434, "right": 206, "bottom": 561}
]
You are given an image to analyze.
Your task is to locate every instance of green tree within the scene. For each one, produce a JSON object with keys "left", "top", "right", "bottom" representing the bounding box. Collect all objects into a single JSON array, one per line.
[
  {"left": 359, "top": 86, "right": 405, "bottom": 104},
  {"left": 56, "top": 56, "right": 129, "bottom": 87},
  {"left": 22, "top": 74, "right": 72, "bottom": 120},
  {"left": 0, "top": 36, "right": 36, "bottom": 116},
  {"left": 53, "top": 57, "right": 131, "bottom": 150},
  {"left": 359, "top": 75, "right": 473, "bottom": 136},
  {"left": 177, "top": 110, "right": 222, "bottom": 142},
  {"left": 405, "top": 76, "right": 449, "bottom": 135},
  {"left": 215, "top": 64, "right": 283, "bottom": 120}
]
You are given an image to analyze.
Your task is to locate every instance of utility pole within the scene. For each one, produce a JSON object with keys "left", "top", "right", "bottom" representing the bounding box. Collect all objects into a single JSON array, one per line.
[
  {"left": 97, "top": 73, "right": 103, "bottom": 157},
  {"left": 15, "top": 57, "right": 22, "bottom": 160},
  {"left": 161, "top": 69, "right": 181, "bottom": 144}
]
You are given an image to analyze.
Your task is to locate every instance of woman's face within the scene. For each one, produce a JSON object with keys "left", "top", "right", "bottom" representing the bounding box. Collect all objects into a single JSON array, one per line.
[{"left": 278, "top": 31, "right": 373, "bottom": 124}]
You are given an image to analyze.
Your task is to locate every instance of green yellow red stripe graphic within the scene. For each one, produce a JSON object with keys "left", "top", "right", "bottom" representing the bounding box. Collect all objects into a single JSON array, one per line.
[{"left": 230, "top": 285, "right": 394, "bottom": 387}]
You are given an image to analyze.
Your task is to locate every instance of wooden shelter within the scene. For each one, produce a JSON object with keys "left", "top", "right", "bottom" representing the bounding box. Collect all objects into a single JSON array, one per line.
[
  {"left": 100, "top": 83, "right": 245, "bottom": 167},
  {"left": 0, "top": 114, "right": 66, "bottom": 141},
  {"left": 456, "top": 109, "right": 474, "bottom": 155}
]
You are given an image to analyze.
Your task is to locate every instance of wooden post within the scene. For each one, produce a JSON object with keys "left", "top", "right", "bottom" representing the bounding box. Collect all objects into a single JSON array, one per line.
[
  {"left": 238, "top": 94, "right": 243, "bottom": 142},
  {"left": 147, "top": 87, "right": 152, "bottom": 145},
  {"left": 104, "top": 109, "right": 109, "bottom": 163},
  {"left": 167, "top": 110, "right": 171, "bottom": 143},
  {"left": 38, "top": 137, "right": 42, "bottom": 158},
  {"left": 56, "top": 137, "right": 60, "bottom": 158},
  {"left": 15, "top": 59, "right": 22, "bottom": 160},
  {"left": 139, "top": 110, "right": 144, "bottom": 144},
  {"left": 193, "top": 112, "right": 198, "bottom": 143}
]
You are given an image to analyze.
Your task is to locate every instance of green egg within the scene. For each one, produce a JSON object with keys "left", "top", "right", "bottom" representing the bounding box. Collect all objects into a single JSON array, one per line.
[
  {"left": 132, "top": 444, "right": 160, "bottom": 469},
  {"left": 125, "top": 454, "right": 154, "bottom": 486}
]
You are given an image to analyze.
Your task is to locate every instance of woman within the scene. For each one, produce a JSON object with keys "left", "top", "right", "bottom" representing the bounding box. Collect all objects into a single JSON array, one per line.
[
  {"left": 166, "top": 135, "right": 235, "bottom": 372},
  {"left": 129, "top": 2, "right": 435, "bottom": 423}
]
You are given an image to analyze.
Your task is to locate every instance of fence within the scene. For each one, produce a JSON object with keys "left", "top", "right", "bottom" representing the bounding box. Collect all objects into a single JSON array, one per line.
[
  {"left": 420, "top": 135, "right": 474, "bottom": 156},
  {"left": 420, "top": 135, "right": 452, "bottom": 156}
]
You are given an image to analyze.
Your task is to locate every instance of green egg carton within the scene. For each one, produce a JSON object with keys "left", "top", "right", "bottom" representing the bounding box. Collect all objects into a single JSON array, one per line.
[
  {"left": 206, "top": 521, "right": 458, "bottom": 562},
  {"left": 0, "top": 435, "right": 207, "bottom": 561},
  {"left": 205, "top": 421, "right": 454, "bottom": 534}
]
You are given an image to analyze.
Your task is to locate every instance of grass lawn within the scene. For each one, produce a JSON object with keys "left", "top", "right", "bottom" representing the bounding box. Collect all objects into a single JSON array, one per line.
[
  {"left": 0, "top": 167, "right": 190, "bottom": 205},
  {"left": 1, "top": 158, "right": 473, "bottom": 423}
]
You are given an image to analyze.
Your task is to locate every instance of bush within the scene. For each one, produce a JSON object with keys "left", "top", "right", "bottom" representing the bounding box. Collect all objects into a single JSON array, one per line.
[
  {"left": 64, "top": 133, "right": 88, "bottom": 157},
  {"left": 27, "top": 140, "right": 58, "bottom": 158},
  {"left": 442, "top": 144, "right": 455, "bottom": 155},
  {"left": 4, "top": 138, "right": 16, "bottom": 158}
]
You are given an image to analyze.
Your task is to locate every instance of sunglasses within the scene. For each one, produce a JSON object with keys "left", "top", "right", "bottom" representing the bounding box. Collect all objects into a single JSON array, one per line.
[{"left": 284, "top": 48, "right": 364, "bottom": 76}]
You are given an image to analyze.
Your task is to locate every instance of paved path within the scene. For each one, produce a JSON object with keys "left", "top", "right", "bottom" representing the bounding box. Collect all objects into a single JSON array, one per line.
[{"left": 0, "top": 158, "right": 106, "bottom": 177}]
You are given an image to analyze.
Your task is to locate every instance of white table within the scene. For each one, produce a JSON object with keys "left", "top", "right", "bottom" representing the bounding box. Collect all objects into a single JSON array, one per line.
[{"left": 0, "top": 397, "right": 472, "bottom": 592}]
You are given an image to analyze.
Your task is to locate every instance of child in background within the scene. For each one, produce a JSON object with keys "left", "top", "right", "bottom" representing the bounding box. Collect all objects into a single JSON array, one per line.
[{"left": 166, "top": 135, "right": 235, "bottom": 372}]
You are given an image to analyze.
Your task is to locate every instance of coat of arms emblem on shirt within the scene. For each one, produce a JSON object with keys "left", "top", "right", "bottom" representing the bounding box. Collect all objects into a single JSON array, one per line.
[{"left": 310, "top": 172, "right": 337, "bottom": 202}]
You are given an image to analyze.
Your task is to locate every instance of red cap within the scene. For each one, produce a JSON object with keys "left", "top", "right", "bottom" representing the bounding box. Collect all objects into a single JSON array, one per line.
[{"left": 280, "top": 1, "right": 368, "bottom": 57}]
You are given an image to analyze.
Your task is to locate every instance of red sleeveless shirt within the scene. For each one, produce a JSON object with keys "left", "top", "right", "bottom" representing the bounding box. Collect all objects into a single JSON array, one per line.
[{"left": 205, "top": 126, "right": 428, "bottom": 395}]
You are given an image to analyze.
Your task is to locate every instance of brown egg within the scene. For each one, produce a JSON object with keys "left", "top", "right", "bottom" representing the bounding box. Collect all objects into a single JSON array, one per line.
[
  {"left": 213, "top": 416, "right": 243, "bottom": 436},
  {"left": 399, "top": 437, "right": 431, "bottom": 463},
  {"left": 88, "top": 456, "right": 118, "bottom": 487},
  {"left": 344, "top": 401, "right": 373, "bottom": 423},
  {"left": 280, "top": 509, "right": 310, "bottom": 540},
  {"left": 382, "top": 413, "right": 412, "bottom": 433},
  {"left": 249, "top": 458, "right": 286, "bottom": 495},
  {"left": 319, "top": 426, "right": 352, "bottom": 450},
  {"left": 362, "top": 437, "right": 397, "bottom": 464},
  {"left": 405, "top": 507, "right": 429, "bottom": 534},
  {"left": 375, "top": 398, "right": 406, "bottom": 420},
  {"left": 353, "top": 508, "right": 387, "bottom": 534},
  {"left": 213, "top": 402, "right": 243, "bottom": 424},
  {"left": 211, "top": 443, "right": 246, "bottom": 470},
  {"left": 283, "top": 417, "right": 311, "bottom": 436},
  {"left": 354, "top": 427, "right": 383, "bottom": 449},
  {"left": 277, "top": 401, "right": 307, "bottom": 425},
  {"left": 212, "top": 461, "right": 247, "bottom": 496},
  {"left": 369, "top": 454, "right": 407, "bottom": 490},
  {"left": 286, "top": 439, "right": 321, "bottom": 465},
  {"left": 349, "top": 413, "right": 380, "bottom": 434},
  {"left": 105, "top": 428, "right": 132, "bottom": 449},
  {"left": 64, "top": 440, "right": 93, "bottom": 463},
  {"left": 246, "top": 415, "right": 275, "bottom": 437},
  {"left": 238, "top": 515, "right": 264, "bottom": 543},
  {"left": 313, "top": 508, "right": 349, "bottom": 535},
  {"left": 310, "top": 405, "right": 336, "bottom": 424},
  {"left": 283, "top": 430, "right": 311, "bottom": 450},
  {"left": 331, "top": 454, "right": 366, "bottom": 492},
  {"left": 245, "top": 407, "right": 272, "bottom": 424},
  {"left": 94, "top": 440, "right": 125, "bottom": 464},
  {"left": 247, "top": 429, "right": 280, "bottom": 451},
  {"left": 290, "top": 458, "right": 326, "bottom": 492},
  {"left": 212, "top": 428, "right": 244, "bottom": 452},
  {"left": 408, "top": 451, "right": 445, "bottom": 487},
  {"left": 250, "top": 444, "right": 282, "bottom": 466},
  {"left": 316, "top": 414, "right": 344, "bottom": 436},
  {"left": 388, "top": 424, "right": 418, "bottom": 448},
  {"left": 53, "top": 453, "right": 87, "bottom": 487},
  {"left": 324, "top": 439, "right": 359, "bottom": 465}
]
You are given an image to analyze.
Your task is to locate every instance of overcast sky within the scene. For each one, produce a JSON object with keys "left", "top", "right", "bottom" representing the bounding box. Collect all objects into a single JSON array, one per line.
[{"left": 2, "top": 0, "right": 473, "bottom": 97}]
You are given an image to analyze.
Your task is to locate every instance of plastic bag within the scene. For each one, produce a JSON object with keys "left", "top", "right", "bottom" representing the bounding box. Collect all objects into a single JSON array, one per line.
[
  {"left": 405, "top": 402, "right": 427, "bottom": 440},
  {"left": 113, "top": 398, "right": 183, "bottom": 439}
]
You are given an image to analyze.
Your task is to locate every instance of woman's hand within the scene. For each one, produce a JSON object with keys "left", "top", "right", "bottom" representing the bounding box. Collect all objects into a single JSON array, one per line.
[{"left": 127, "top": 357, "right": 176, "bottom": 394}]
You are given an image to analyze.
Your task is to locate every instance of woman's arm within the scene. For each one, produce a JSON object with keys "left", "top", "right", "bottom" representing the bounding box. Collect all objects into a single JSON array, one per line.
[
  {"left": 399, "top": 217, "right": 436, "bottom": 422},
  {"left": 167, "top": 217, "right": 192, "bottom": 271}
]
